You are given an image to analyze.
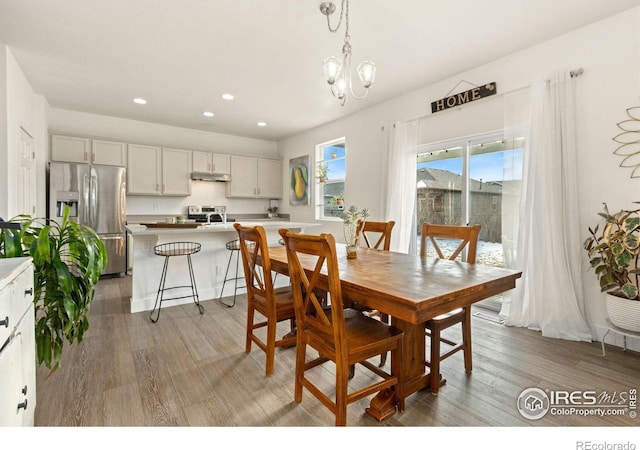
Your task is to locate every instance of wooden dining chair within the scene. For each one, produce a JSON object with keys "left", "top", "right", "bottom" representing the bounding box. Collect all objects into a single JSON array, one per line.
[
  {"left": 353, "top": 219, "right": 395, "bottom": 368},
  {"left": 279, "top": 229, "right": 405, "bottom": 426},
  {"left": 420, "top": 222, "right": 482, "bottom": 394},
  {"left": 234, "top": 223, "right": 297, "bottom": 376},
  {"left": 359, "top": 220, "right": 395, "bottom": 251}
]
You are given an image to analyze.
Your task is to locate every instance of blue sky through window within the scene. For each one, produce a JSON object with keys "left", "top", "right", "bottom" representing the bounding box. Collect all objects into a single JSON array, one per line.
[{"left": 418, "top": 148, "right": 523, "bottom": 182}]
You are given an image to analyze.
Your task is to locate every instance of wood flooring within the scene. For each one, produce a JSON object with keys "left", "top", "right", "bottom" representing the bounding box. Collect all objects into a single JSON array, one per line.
[{"left": 34, "top": 275, "right": 640, "bottom": 427}]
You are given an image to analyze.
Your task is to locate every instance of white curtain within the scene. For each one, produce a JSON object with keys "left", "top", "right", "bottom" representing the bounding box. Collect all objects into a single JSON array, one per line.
[
  {"left": 383, "top": 121, "right": 418, "bottom": 254},
  {"left": 500, "top": 73, "right": 593, "bottom": 341}
]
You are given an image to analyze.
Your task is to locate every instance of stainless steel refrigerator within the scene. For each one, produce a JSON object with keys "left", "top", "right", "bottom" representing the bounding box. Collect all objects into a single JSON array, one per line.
[{"left": 47, "top": 162, "right": 127, "bottom": 276}]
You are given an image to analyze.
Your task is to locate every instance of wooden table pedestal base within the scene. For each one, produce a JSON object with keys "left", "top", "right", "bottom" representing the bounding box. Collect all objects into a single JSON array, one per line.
[{"left": 365, "top": 388, "right": 397, "bottom": 421}]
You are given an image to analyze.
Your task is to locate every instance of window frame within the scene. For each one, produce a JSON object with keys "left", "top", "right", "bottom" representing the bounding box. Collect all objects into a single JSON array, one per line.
[{"left": 315, "top": 137, "right": 346, "bottom": 221}]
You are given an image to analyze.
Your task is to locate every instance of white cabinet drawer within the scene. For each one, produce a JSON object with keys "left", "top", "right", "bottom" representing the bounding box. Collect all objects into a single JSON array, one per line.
[
  {"left": 0, "top": 282, "right": 13, "bottom": 348},
  {"left": 0, "top": 263, "right": 33, "bottom": 347}
]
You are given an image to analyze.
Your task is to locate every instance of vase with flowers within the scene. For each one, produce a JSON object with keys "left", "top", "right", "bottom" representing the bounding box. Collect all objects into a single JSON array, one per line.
[{"left": 340, "top": 205, "right": 370, "bottom": 259}]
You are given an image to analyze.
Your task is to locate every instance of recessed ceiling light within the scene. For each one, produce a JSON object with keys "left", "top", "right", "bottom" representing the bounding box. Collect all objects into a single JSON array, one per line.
[
  {"left": 257, "top": 122, "right": 267, "bottom": 127},
  {"left": 222, "top": 93, "right": 234, "bottom": 100},
  {"left": 133, "top": 98, "right": 147, "bottom": 105},
  {"left": 203, "top": 111, "right": 214, "bottom": 117}
]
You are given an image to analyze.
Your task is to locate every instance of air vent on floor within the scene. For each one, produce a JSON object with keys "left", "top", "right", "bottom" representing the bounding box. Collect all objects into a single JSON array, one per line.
[{"left": 473, "top": 311, "right": 504, "bottom": 324}]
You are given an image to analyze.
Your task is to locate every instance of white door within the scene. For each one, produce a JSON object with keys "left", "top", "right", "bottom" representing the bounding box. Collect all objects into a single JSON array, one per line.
[{"left": 18, "top": 128, "right": 36, "bottom": 216}]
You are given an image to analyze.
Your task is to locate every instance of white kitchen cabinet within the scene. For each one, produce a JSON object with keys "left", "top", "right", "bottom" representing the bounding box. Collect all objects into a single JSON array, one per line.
[
  {"left": 127, "top": 145, "right": 191, "bottom": 196},
  {"left": 127, "top": 144, "right": 162, "bottom": 195},
  {"left": 162, "top": 148, "right": 192, "bottom": 196},
  {"left": 91, "top": 139, "right": 127, "bottom": 166},
  {"left": 52, "top": 135, "right": 126, "bottom": 167},
  {"left": 51, "top": 134, "right": 91, "bottom": 163},
  {"left": 226, "top": 155, "right": 281, "bottom": 199},
  {"left": 0, "top": 257, "right": 35, "bottom": 426},
  {"left": 257, "top": 158, "right": 282, "bottom": 199},
  {"left": 192, "top": 151, "right": 230, "bottom": 174}
]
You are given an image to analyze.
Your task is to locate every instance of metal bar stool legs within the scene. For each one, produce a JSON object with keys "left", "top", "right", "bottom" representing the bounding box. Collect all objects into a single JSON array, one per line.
[
  {"left": 219, "top": 242, "right": 239, "bottom": 307},
  {"left": 219, "top": 239, "right": 253, "bottom": 308},
  {"left": 149, "top": 242, "right": 204, "bottom": 323}
]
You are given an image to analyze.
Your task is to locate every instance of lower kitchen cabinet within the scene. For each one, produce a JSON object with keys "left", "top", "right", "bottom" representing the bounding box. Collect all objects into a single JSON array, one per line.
[{"left": 0, "top": 257, "right": 36, "bottom": 426}]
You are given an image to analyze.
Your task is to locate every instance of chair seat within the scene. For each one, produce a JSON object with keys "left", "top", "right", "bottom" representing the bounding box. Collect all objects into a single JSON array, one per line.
[
  {"left": 428, "top": 307, "right": 464, "bottom": 323},
  {"left": 306, "top": 308, "right": 404, "bottom": 364},
  {"left": 154, "top": 242, "right": 201, "bottom": 257},
  {"left": 252, "top": 286, "right": 296, "bottom": 321}
]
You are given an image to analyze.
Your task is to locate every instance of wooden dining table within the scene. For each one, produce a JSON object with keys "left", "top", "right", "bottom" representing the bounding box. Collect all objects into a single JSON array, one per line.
[{"left": 266, "top": 243, "right": 522, "bottom": 419}]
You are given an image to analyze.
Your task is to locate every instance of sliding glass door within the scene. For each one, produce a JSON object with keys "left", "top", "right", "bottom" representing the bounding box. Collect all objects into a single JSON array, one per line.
[{"left": 417, "top": 131, "right": 524, "bottom": 310}]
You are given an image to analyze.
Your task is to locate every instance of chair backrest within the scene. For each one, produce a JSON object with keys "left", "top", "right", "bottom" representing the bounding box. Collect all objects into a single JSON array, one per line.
[
  {"left": 234, "top": 223, "right": 275, "bottom": 308},
  {"left": 420, "top": 223, "right": 482, "bottom": 264},
  {"left": 279, "top": 229, "right": 347, "bottom": 353},
  {"left": 357, "top": 220, "right": 395, "bottom": 251}
]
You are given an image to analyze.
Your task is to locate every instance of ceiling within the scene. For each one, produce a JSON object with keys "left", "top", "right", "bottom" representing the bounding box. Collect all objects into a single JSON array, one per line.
[{"left": 0, "top": 0, "right": 639, "bottom": 141}]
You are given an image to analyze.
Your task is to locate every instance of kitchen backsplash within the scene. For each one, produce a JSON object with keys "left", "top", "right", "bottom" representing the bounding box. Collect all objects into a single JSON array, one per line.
[{"left": 125, "top": 180, "right": 275, "bottom": 215}]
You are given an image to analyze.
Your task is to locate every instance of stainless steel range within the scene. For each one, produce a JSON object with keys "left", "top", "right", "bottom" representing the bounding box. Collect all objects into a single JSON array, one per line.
[{"left": 187, "top": 206, "right": 232, "bottom": 223}]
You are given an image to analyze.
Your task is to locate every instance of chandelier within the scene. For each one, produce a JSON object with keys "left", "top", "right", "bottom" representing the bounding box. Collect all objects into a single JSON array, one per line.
[{"left": 319, "top": 0, "right": 376, "bottom": 106}]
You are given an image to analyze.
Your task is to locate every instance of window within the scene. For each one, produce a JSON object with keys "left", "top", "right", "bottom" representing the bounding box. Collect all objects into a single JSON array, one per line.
[{"left": 315, "top": 137, "right": 346, "bottom": 220}]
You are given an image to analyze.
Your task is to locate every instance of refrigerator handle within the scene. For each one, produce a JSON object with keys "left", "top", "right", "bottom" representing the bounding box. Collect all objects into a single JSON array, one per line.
[
  {"left": 90, "top": 173, "right": 98, "bottom": 226},
  {"left": 100, "top": 235, "right": 123, "bottom": 241},
  {"left": 83, "top": 172, "right": 91, "bottom": 224}
]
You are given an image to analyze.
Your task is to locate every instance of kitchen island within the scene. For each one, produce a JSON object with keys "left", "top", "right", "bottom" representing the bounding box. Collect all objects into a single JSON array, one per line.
[{"left": 125, "top": 221, "right": 319, "bottom": 314}]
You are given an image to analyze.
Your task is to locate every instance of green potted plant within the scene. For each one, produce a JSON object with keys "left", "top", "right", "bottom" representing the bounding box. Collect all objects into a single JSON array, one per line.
[
  {"left": 316, "top": 163, "right": 329, "bottom": 183},
  {"left": 584, "top": 202, "right": 640, "bottom": 331},
  {"left": 340, "top": 205, "right": 370, "bottom": 259},
  {"left": 329, "top": 193, "right": 344, "bottom": 207},
  {"left": 0, "top": 206, "right": 107, "bottom": 372}
]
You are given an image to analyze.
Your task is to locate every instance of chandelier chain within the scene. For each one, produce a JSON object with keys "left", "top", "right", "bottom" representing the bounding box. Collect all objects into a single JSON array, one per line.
[
  {"left": 325, "top": 0, "right": 345, "bottom": 33},
  {"left": 320, "top": 0, "right": 375, "bottom": 106}
]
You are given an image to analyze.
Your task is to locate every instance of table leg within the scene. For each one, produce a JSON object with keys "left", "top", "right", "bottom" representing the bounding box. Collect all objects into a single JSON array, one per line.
[{"left": 365, "top": 319, "right": 430, "bottom": 420}]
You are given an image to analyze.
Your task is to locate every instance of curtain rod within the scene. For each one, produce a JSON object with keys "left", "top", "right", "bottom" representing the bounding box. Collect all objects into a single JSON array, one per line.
[{"left": 382, "top": 67, "right": 584, "bottom": 130}]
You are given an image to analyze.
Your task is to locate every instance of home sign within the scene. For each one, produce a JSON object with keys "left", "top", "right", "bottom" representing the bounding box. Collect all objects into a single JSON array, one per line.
[{"left": 431, "top": 82, "right": 497, "bottom": 113}]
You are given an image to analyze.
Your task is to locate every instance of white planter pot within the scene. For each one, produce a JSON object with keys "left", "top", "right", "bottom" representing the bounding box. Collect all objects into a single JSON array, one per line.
[{"left": 605, "top": 293, "right": 640, "bottom": 332}]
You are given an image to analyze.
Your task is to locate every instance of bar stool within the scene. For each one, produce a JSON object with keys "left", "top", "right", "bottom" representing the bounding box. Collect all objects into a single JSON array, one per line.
[
  {"left": 219, "top": 239, "right": 254, "bottom": 307},
  {"left": 149, "top": 241, "right": 204, "bottom": 323}
]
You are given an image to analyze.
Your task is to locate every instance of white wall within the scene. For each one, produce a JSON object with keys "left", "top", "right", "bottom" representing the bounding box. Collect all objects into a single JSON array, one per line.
[
  {"left": 277, "top": 8, "right": 640, "bottom": 349},
  {"left": 0, "top": 44, "right": 48, "bottom": 219},
  {"left": 48, "top": 108, "right": 280, "bottom": 216}
]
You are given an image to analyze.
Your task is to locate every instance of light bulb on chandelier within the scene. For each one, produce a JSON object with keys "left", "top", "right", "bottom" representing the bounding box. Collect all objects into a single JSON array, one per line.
[{"left": 320, "top": 1, "right": 376, "bottom": 106}]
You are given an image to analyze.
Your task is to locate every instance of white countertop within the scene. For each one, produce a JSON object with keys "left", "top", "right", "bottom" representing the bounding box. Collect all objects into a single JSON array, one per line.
[
  {"left": 125, "top": 221, "right": 320, "bottom": 236},
  {"left": 0, "top": 257, "right": 32, "bottom": 292}
]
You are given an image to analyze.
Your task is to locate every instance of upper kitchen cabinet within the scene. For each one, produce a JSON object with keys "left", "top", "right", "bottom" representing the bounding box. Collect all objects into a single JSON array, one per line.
[
  {"left": 162, "top": 148, "right": 192, "bottom": 196},
  {"left": 51, "top": 134, "right": 91, "bottom": 163},
  {"left": 192, "top": 150, "right": 230, "bottom": 174},
  {"left": 51, "top": 134, "right": 126, "bottom": 166},
  {"left": 127, "top": 144, "right": 162, "bottom": 195},
  {"left": 91, "top": 139, "right": 127, "bottom": 166},
  {"left": 127, "top": 145, "right": 192, "bottom": 196},
  {"left": 226, "top": 155, "right": 281, "bottom": 199}
]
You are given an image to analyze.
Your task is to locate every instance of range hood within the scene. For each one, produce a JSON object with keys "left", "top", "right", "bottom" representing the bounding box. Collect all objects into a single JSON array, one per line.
[{"left": 190, "top": 172, "right": 231, "bottom": 182}]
